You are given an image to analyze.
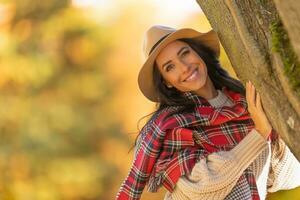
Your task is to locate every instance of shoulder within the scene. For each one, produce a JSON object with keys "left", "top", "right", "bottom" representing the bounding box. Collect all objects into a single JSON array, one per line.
[
  {"left": 134, "top": 106, "right": 179, "bottom": 154},
  {"left": 139, "top": 106, "right": 180, "bottom": 136},
  {"left": 149, "top": 106, "right": 179, "bottom": 124}
]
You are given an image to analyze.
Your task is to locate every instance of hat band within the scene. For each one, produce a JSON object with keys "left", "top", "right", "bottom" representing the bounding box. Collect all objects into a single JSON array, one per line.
[{"left": 149, "top": 33, "right": 171, "bottom": 56}]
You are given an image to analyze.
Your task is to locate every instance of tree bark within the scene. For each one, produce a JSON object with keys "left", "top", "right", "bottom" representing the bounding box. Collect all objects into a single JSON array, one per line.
[{"left": 196, "top": 0, "right": 300, "bottom": 159}]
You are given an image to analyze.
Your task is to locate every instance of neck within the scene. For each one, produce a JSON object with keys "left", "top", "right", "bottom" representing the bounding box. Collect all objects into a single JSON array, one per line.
[{"left": 192, "top": 77, "right": 218, "bottom": 100}]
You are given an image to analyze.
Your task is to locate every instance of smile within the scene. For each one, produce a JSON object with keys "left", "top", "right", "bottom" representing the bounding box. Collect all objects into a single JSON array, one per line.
[{"left": 184, "top": 69, "right": 199, "bottom": 82}]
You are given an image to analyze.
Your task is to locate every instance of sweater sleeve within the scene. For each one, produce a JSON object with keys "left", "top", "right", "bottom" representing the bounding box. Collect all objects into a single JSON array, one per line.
[
  {"left": 164, "top": 128, "right": 268, "bottom": 200},
  {"left": 267, "top": 137, "right": 300, "bottom": 192}
]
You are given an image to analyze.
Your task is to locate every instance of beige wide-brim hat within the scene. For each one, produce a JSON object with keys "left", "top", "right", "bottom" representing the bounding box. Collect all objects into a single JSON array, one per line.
[{"left": 138, "top": 25, "right": 220, "bottom": 102}]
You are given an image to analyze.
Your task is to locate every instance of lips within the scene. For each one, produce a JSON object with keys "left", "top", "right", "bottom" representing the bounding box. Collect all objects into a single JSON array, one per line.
[{"left": 183, "top": 69, "right": 198, "bottom": 82}]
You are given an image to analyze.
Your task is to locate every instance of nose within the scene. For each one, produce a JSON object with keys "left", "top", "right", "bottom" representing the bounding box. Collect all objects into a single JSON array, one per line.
[{"left": 178, "top": 59, "right": 191, "bottom": 74}]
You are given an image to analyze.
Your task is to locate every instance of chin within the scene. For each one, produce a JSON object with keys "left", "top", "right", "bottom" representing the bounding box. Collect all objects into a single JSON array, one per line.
[{"left": 194, "top": 80, "right": 206, "bottom": 90}]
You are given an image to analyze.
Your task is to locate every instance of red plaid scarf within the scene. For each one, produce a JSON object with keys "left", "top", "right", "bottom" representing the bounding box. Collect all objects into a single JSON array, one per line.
[{"left": 116, "top": 86, "right": 276, "bottom": 200}]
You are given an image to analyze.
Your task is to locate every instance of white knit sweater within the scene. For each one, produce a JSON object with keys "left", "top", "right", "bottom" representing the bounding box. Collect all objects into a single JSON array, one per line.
[{"left": 163, "top": 89, "right": 300, "bottom": 200}]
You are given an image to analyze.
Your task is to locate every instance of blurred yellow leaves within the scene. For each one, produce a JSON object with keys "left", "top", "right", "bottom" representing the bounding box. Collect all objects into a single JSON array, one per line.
[
  {"left": 0, "top": 0, "right": 298, "bottom": 200},
  {"left": 12, "top": 19, "right": 32, "bottom": 42},
  {"left": 0, "top": 0, "right": 122, "bottom": 199},
  {"left": 0, "top": 55, "right": 54, "bottom": 90},
  {"left": 64, "top": 37, "right": 98, "bottom": 67},
  {"left": 46, "top": 158, "right": 104, "bottom": 199}
]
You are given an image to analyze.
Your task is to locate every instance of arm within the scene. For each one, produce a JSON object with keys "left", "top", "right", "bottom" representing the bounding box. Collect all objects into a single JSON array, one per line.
[
  {"left": 116, "top": 109, "right": 176, "bottom": 200},
  {"left": 165, "top": 128, "right": 268, "bottom": 200},
  {"left": 116, "top": 129, "right": 160, "bottom": 200},
  {"left": 165, "top": 82, "right": 271, "bottom": 199},
  {"left": 267, "top": 137, "right": 300, "bottom": 192}
]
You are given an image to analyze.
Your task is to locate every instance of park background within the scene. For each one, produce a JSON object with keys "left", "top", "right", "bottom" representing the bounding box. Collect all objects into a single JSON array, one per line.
[{"left": 0, "top": 0, "right": 299, "bottom": 199}]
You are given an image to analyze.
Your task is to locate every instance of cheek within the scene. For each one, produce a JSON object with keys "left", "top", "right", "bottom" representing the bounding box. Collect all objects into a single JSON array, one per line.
[
  {"left": 163, "top": 71, "right": 181, "bottom": 85},
  {"left": 199, "top": 63, "right": 208, "bottom": 75}
]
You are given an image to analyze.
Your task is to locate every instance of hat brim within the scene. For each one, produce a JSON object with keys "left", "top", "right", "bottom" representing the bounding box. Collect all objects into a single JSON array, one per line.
[{"left": 138, "top": 28, "right": 220, "bottom": 102}]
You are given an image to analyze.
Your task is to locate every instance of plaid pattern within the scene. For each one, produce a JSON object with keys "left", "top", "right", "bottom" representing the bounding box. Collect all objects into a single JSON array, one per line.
[
  {"left": 224, "top": 171, "right": 252, "bottom": 199},
  {"left": 116, "top": 87, "right": 275, "bottom": 200}
]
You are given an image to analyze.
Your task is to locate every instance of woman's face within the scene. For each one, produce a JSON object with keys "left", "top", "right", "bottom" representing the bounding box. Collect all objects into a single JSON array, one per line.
[{"left": 155, "top": 40, "right": 208, "bottom": 93}]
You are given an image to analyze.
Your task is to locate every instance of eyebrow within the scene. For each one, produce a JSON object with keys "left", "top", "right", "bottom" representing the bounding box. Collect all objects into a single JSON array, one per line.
[{"left": 162, "top": 46, "right": 188, "bottom": 69}]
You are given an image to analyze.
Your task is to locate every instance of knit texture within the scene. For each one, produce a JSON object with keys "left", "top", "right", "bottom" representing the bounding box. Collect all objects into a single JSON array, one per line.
[
  {"left": 209, "top": 89, "right": 271, "bottom": 199},
  {"left": 207, "top": 89, "right": 234, "bottom": 108},
  {"left": 165, "top": 89, "right": 267, "bottom": 200},
  {"left": 116, "top": 87, "right": 300, "bottom": 200},
  {"left": 146, "top": 88, "right": 261, "bottom": 200},
  {"left": 164, "top": 89, "right": 300, "bottom": 200},
  {"left": 116, "top": 87, "right": 261, "bottom": 200},
  {"left": 267, "top": 137, "right": 300, "bottom": 192},
  {"left": 164, "top": 129, "right": 267, "bottom": 200}
]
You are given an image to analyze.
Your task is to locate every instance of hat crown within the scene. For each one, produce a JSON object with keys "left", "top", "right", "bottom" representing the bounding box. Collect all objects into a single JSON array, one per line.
[{"left": 142, "top": 25, "right": 176, "bottom": 60}]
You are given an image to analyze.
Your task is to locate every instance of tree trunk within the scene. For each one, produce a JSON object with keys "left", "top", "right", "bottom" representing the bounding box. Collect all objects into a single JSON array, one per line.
[{"left": 196, "top": 0, "right": 300, "bottom": 159}]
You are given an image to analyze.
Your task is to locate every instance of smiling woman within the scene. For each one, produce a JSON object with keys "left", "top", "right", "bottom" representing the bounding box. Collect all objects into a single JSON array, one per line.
[
  {"left": 116, "top": 25, "right": 300, "bottom": 200},
  {"left": 155, "top": 40, "right": 215, "bottom": 99}
]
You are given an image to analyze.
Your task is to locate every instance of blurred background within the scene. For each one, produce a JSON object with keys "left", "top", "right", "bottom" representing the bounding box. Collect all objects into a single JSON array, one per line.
[{"left": 0, "top": 0, "right": 299, "bottom": 199}]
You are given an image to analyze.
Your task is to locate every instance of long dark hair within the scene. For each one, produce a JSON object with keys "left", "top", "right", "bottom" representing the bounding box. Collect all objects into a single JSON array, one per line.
[{"left": 129, "top": 38, "right": 245, "bottom": 152}]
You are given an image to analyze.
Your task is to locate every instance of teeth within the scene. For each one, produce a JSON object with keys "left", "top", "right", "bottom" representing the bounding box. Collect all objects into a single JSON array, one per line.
[{"left": 186, "top": 70, "right": 197, "bottom": 81}]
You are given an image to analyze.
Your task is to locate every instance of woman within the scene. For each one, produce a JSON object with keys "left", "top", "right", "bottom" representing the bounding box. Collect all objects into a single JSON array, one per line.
[{"left": 116, "top": 25, "right": 300, "bottom": 200}]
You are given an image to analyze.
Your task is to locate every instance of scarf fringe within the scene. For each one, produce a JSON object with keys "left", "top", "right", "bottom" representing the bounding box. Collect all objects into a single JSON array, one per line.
[{"left": 147, "top": 174, "right": 163, "bottom": 192}]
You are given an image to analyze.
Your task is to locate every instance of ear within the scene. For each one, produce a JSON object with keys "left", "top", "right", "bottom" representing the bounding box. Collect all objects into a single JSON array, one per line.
[{"left": 164, "top": 81, "right": 173, "bottom": 88}]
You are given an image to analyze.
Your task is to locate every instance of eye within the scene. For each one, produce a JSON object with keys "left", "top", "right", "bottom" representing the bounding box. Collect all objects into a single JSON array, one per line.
[
  {"left": 181, "top": 49, "right": 190, "bottom": 56},
  {"left": 165, "top": 64, "right": 174, "bottom": 72}
]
